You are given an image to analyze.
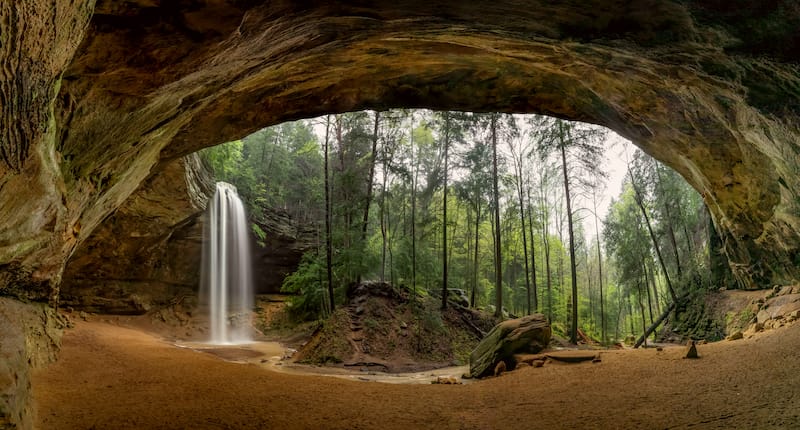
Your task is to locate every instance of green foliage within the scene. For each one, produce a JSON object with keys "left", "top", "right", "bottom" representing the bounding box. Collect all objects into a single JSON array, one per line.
[
  {"left": 251, "top": 223, "right": 267, "bottom": 247},
  {"left": 200, "top": 108, "right": 711, "bottom": 342},
  {"left": 200, "top": 120, "right": 324, "bottom": 236},
  {"left": 281, "top": 253, "right": 328, "bottom": 321}
]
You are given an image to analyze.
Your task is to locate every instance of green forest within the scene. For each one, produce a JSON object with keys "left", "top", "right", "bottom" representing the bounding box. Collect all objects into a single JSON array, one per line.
[{"left": 202, "top": 110, "right": 715, "bottom": 345}]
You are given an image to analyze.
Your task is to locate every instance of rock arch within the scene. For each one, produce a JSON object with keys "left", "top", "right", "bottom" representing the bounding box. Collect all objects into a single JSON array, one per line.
[{"left": 1, "top": 0, "right": 799, "bottom": 301}]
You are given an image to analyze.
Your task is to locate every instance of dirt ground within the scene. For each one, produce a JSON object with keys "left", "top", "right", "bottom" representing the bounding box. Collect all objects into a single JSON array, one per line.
[{"left": 33, "top": 318, "right": 800, "bottom": 429}]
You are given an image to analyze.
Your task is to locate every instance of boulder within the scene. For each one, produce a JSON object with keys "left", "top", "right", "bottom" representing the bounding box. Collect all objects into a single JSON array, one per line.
[
  {"left": 468, "top": 314, "right": 551, "bottom": 378},
  {"left": 447, "top": 289, "right": 470, "bottom": 308},
  {"left": 727, "top": 331, "right": 744, "bottom": 341},
  {"left": 0, "top": 298, "right": 65, "bottom": 429}
]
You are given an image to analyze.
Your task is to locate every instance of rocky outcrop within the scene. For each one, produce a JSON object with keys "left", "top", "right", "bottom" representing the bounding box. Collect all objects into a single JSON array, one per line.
[
  {"left": 756, "top": 285, "right": 800, "bottom": 328},
  {"left": 0, "top": 298, "right": 66, "bottom": 429},
  {"left": 469, "top": 314, "right": 551, "bottom": 378},
  {"left": 59, "top": 153, "right": 314, "bottom": 314},
  {"left": 251, "top": 210, "right": 317, "bottom": 294},
  {"left": 58, "top": 154, "right": 213, "bottom": 314}
]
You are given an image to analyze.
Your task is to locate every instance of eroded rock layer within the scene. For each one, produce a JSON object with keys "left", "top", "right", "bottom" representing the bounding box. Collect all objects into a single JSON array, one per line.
[{"left": 0, "top": 1, "right": 798, "bottom": 302}]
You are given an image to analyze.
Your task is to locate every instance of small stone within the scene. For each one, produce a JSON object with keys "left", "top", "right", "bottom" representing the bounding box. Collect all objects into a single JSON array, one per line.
[
  {"left": 684, "top": 340, "right": 699, "bottom": 359},
  {"left": 532, "top": 359, "right": 546, "bottom": 368},
  {"left": 400, "top": 321, "right": 408, "bottom": 329},
  {"left": 79, "top": 311, "right": 89, "bottom": 321},
  {"left": 656, "top": 347, "right": 664, "bottom": 352},
  {"left": 433, "top": 375, "right": 462, "bottom": 385},
  {"left": 727, "top": 331, "right": 743, "bottom": 341},
  {"left": 355, "top": 306, "right": 365, "bottom": 315}
]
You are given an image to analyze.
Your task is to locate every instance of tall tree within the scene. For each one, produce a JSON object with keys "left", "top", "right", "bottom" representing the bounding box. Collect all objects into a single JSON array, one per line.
[
  {"left": 557, "top": 120, "right": 579, "bottom": 344},
  {"left": 357, "top": 111, "right": 381, "bottom": 284},
  {"left": 591, "top": 187, "right": 607, "bottom": 345},
  {"left": 628, "top": 165, "right": 678, "bottom": 302},
  {"left": 536, "top": 116, "right": 606, "bottom": 343},
  {"left": 509, "top": 127, "right": 533, "bottom": 314},
  {"left": 491, "top": 114, "right": 503, "bottom": 318},
  {"left": 324, "top": 115, "right": 335, "bottom": 312},
  {"left": 441, "top": 112, "right": 451, "bottom": 310}
]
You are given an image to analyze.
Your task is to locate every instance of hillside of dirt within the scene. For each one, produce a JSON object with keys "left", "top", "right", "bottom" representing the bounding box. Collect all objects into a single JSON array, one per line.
[{"left": 292, "top": 282, "right": 497, "bottom": 372}]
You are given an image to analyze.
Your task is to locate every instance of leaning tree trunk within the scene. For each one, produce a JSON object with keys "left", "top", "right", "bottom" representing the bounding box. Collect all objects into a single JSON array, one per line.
[
  {"left": 633, "top": 300, "right": 678, "bottom": 348},
  {"left": 629, "top": 167, "right": 678, "bottom": 302}
]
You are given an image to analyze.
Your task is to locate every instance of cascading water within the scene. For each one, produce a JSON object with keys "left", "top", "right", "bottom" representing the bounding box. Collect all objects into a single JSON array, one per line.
[{"left": 200, "top": 182, "right": 254, "bottom": 345}]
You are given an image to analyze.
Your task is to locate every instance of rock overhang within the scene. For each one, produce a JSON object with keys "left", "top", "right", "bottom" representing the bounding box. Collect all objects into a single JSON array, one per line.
[{"left": 1, "top": 0, "right": 799, "bottom": 299}]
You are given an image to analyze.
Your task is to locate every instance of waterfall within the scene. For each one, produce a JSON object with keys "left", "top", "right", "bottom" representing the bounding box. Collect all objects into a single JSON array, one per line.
[{"left": 200, "top": 182, "right": 254, "bottom": 345}]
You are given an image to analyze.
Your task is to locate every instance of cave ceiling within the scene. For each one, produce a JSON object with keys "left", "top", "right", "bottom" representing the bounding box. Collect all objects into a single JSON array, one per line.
[{"left": 0, "top": 0, "right": 799, "bottom": 299}]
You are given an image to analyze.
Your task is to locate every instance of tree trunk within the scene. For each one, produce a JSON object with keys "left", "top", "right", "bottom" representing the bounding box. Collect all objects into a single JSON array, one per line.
[
  {"left": 657, "top": 165, "right": 683, "bottom": 279},
  {"left": 629, "top": 168, "right": 678, "bottom": 302},
  {"left": 324, "top": 115, "right": 335, "bottom": 313},
  {"left": 441, "top": 112, "right": 451, "bottom": 310},
  {"left": 643, "top": 259, "right": 654, "bottom": 327},
  {"left": 491, "top": 114, "right": 503, "bottom": 318},
  {"left": 647, "top": 259, "right": 662, "bottom": 315},
  {"left": 526, "top": 187, "right": 539, "bottom": 312},
  {"left": 592, "top": 190, "right": 606, "bottom": 345},
  {"left": 633, "top": 300, "right": 677, "bottom": 348},
  {"left": 380, "top": 140, "right": 388, "bottom": 282},
  {"left": 411, "top": 121, "right": 418, "bottom": 300},
  {"left": 358, "top": 111, "right": 381, "bottom": 284},
  {"left": 627, "top": 295, "right": 635, "bottom": 335},
  {"left": 637, "top": 282, "right": 648, "bottom": 348},
  {"left": 515, "top": 155, "right": 532, "bottom": 315},
  {"left": 558, "top": 122, "right": 579, "bottom": 345},
  {"left": 472, "top": 200, "right": 481, "bottom": 308}
]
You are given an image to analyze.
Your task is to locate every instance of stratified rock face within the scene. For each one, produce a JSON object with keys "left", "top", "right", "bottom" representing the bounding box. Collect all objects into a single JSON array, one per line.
[
  {"left": 251, "top": 211, "right": 317, "bottom": 295},
  {"left": 59, "top": 153, "right": 314, "bottom": 314},
  {"left": 1, "top": 1, "right": 799, "bottom": 305},
  {"left": 58, "top": 154, "right": 213, "bottom": 314}
]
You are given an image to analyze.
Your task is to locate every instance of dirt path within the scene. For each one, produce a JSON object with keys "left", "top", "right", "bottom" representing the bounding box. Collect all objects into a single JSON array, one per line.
[{"left": 33, "top": 320, "right": 800, "bottom": 429}]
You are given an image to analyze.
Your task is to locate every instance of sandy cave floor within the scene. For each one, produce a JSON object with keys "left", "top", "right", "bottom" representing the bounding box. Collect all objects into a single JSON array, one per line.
[{"left": 32, "top": 319, "right": 800, "bottom": 429}]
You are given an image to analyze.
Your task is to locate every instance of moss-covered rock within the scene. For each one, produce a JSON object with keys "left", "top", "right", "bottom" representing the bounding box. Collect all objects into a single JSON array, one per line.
[{"left": 469, "top": 314, "right": 551, "bottom": 378}]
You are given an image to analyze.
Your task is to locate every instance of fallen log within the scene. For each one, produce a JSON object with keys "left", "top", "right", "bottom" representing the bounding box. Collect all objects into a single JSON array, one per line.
[{"left": 633, "top": 300, "right": 677, "bottom": 348}]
